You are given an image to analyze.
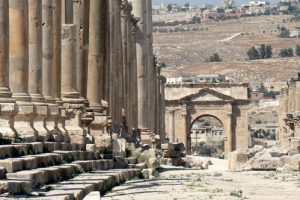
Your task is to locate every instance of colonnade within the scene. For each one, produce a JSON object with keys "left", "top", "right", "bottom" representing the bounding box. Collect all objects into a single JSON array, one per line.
[{"left": 0, "top": 0, "right": 166, "bottom": 146}]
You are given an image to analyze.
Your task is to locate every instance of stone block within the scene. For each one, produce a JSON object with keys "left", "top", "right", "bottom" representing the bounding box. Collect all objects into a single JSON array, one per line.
[
  {"left": 0, "top": 180, "right": 32, "bottom": 194},
  {"left": 0, "top": 167, "right": 6, "bottom": 179},
  {"left": 228, "top": 150, "right": 248, "bottom": 171},
  {"left": 25, "top": 142, "right": 44, "bottom": 154},
  {"left": 114, "top": 156, "right": 128, "bottom": 169},
  {"left": 113, "top": 138, "right": 126, "bottom": 156},
  {"left": 22, "top": 157, "right": 38, "bottom": 170},
  {"left": 0, "top": 158, "right": 23, "bottom": 173},
  {"left": 0, "top": 145, "right": 13, "bottom": 158},
  {"left": 94, "top": 135, "right": 112, "bottom": 148},
  {"left": 12, "top": 144, "right": 28, "bottom": 157},
  {"left": 6, "top": 169, "right": 45, "bottom": 187},
  {"left": 163, "top": 150, "right": 181, "bottom": 158},
  {"left": 148, "top": 157, "right": 160, "bottom": 169},
  {"left": 125, "top": 157, "right": 138, "bottom": 165},
  {"left": 83, "top": 191, "right": 101, "bottom": 200},
  {"left": 86, "top": 144, "right": 96, "bottom": 151}
]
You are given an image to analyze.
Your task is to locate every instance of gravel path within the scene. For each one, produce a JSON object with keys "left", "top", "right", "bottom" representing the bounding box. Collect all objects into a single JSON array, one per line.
[{"left": 103, "top": 158, "right": 300, "bottom": 200}]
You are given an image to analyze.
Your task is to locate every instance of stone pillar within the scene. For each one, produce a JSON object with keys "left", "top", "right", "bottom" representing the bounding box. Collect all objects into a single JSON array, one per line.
[
  {"left": 131, "top": 17, "right": 139, "bottom": 130},
  {"left": 41, "top": 0, "right": 63, "bottom": 142},
  {"left": 42, "top": 0, "right": 55, "bottom": 103},
  {"left": 28, "top": 0, "right": 49, "bottom": 141},
  {"left": 279, "top": 88, "right": 291, "bottom": 147},
  {"left": 181, "top": 107, "right": 189, "bottom": 154},
  {"left": 226, "top": 113, "right": 233, "bottom": 156},
  {"left": 87, "top": 0, "right": 109, "bottom": 140},
  {"left": 61, "top": 24, "right": 86, "bottom": 145},
  {"left": 146, "top": 0, "right": 155, "bottom": 132},
  {"left": 73, "top": 0, "right": 90, "bottom": 97},
  {"left": 121, "top": 1, "right": 133, "bottom": 132},
  {"left": 0, "top": 0, "right": 16, "bottom": 139},
  {"left": 109, "top": 0, "right": 123, "bottom": 134},
  {"left": 129, "top": 0, "right": 150, "bottom": 139},
  {"left": 9, "top": 0, "right": 36, "bottom": 141},
  {"left": 160, "top": 76, "right": 166, "bottom": 142}
]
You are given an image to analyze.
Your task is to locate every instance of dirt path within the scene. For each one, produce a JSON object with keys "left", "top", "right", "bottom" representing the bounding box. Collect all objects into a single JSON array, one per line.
[
  {"left": 102, "top": 158, "right": 300, "bottom": 200},
  {"left": 220, "top": 33, "right": 242, "bottom": 42}
]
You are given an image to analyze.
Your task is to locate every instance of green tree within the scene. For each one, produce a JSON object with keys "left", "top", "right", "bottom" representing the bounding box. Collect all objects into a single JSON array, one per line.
[
  {"left": 279, "top": 48, "right": 294, "bottom": 57},
  {"left": 209, "top": 53, "right": 222, "bottom": 62},
  {"left": 247, "top": 47, "right": 260, "bottom": 60},
  {"left": 296, "top": 45, "right": 300, "bottom": 56},
  {"left": 259, "top": 44, "right": 267, "bottom": 59},
  {"left": 265, "top": 45, "right": 273, "bottom": 58},
  {"left": 278, "top": 26, "right": 290, "bottom": 38},
  {"left": 167, "top": 4, "right": 172, "bottom": 12}
]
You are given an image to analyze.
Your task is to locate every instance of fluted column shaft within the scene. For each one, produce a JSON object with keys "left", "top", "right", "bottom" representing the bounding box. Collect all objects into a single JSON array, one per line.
[
  {"left": 9, "top": 0, "right": 36, "bottom": 141},
  {"left": 87, "top": 0, "right": 104, "bottom": 111},
  {"left": 9, "top": 0, "right": 30, "bottom": 102},
  {"left": 74, "top": 0, "right": 89, "bottom": 98},
  {"left": 53, "top": 0, "right": 62, "bottom": 101},
  {"left": 0, "top": 0, "right": 15, "bottom": 139},
  {"left": 0, "top": 0, "right": 12, "bottom": 101},
  {"left": 42, "top": 0, "right": 55, "bottom": 103},
  {"left": 28, "top": 0, "right": 44, "bottom": 102},
  {"left": 129, "top": 0, "right": 149, "bottom": 130}
]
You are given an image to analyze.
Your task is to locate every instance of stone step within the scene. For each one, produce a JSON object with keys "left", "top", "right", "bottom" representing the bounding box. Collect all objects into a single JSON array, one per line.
[
  {"left": 0, "top": 150, "right": 97, "bottom": 173},
  {"left": 22, "top": 168, "right": 141, "bottom": 200},
  {"left": 0, "top": 159, "right": 114, "bottom": 194},
  {"left": 0, "top": 142, "right": 86, "bottom": 159}
]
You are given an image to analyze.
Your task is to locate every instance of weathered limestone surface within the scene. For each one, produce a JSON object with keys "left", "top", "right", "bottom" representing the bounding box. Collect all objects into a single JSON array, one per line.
[
  {"left": 0, "top": 0, "right": 16, "bottom": 139},
  {"left": 61, "top": 24, "right": 86, "bottom": 145},
  {"left": 9, "top": 0, "right": 37, "bottom": 142}
]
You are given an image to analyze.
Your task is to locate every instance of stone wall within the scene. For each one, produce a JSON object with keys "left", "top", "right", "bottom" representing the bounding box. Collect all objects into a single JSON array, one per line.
[{"left": 0, "top": 0, "right": 165, "bottom": 146}]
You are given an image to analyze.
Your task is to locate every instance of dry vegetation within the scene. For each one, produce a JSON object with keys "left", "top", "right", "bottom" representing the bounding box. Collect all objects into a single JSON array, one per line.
[{"left": 153, "top": 14, "right": 300, "bottom": 83}]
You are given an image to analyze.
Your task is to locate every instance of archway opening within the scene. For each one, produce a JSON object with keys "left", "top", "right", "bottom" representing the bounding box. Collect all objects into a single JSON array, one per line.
[{"left": 190, "top": 115, "right": 225, "bottom": 158}]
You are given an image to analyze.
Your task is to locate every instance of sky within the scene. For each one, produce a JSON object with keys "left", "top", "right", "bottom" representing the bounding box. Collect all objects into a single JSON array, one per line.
[{"left": 152, "top": 0, "right": 279, "bottom": 6}]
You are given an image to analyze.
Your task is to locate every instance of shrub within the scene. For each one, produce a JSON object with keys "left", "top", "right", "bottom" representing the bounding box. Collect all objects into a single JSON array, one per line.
[
  {"left": 278, "top": 26, "right": 290, "bottom": 38},
  {"left": 247, "top": 47, "right": 260, "bottom": 60},
  {"left": 279, "top": 48, "right": 294, "bottom": 57},
  {"left": 209, "top": 53, "right": 222, "bottom": 62}
]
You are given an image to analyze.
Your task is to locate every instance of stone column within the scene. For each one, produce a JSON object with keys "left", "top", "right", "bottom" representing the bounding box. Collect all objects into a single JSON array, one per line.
[
  {"left": 41, "top": 0, "right": 63, "bottom": 142},
  {"left": 226, "top": 113, "right": 233, "bottom": 156},
  {"left": 130, "top": 17, "right": 139, "bottom": 130},
  {"left": 129, "top": 0, "right": 150, "bottom": 138},
  {"left": 73, "top": 0, "right": 90, "bottom": 97},
  {"left": 0, "top": 0, "right": 16, "bottom": 139},
  {"left": 28, "top": 0, "right": 49, "bottom": 141},
  {"left": 61, "top": 24, "right": 86, "bottom": 145},
  {"left": 9, "top": 0, "right": 36, "bottom": 141},
  {"left": 87, "top": 0, "right": 109, "bottom": 140},
  {"left": 42, "top": 0, "right": 55, "bottom": 103},
  {"left": 279, "top": 88, "right": 291, "bottom": 147},
  {"left": 146, "top": 0, "right": 155, "bottom": 132},
  {"left": 109, "top": 0, "right": 123, "bottom": 134},
  {"left": 160, "top": 76, "right": 166, "bottom": 142}
]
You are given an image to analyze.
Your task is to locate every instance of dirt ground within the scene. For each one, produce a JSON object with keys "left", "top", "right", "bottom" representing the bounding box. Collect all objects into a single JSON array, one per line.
[
  {"left": 153, "top": 14, "right": 300, "bottom": 83},
  {"left": 102, "top": 158, "right": 300, "bottom": 200}
]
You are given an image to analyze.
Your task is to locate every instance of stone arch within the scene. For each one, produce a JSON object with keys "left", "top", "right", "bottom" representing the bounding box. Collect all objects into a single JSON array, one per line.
[{"left": 187, "top": 108, "right": 232, "bottom": 156}]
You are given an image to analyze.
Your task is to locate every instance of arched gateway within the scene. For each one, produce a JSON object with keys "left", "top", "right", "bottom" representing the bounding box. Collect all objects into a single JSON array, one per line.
[{"left": 165, "top": 83, "right": 250, "bottom": 156}]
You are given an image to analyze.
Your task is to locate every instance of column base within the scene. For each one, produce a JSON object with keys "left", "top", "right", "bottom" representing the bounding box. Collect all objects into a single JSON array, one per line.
[
  {"left": 0, "top": 103, "right": 17, "bottom": 139},
  {"left": 139, "top": 128, "right": 152, "bottom": 145},
  {"left": 46, "top": 104, "right": 63, "bottom": 142},
  {"left": 14, "top": 102, "right": 37, "bottom": 142},
  {"left": 89, "top": 112, "right": 108, "bottom": 138},
  {"left": 33, "top": 103, "right": 50, "bottom": 142},
  {"left": 62, "top": 96, "right": 87, "bottom": 145}
]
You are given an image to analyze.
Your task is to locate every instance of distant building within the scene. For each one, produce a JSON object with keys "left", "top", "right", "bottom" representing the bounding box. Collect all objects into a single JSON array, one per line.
[{"left": 166, "top": 74, "right": 228, "bottom": 85}]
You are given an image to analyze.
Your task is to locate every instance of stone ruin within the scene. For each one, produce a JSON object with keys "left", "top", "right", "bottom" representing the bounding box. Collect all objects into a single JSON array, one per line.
[
  {"left": 0, "top": 0, "right": 167, "bottom": 199},
  {"left": 229, "top": 73, "right": 300, "bottom": 172}
]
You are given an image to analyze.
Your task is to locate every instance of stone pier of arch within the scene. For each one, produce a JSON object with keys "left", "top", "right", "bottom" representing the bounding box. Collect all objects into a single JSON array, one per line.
[{"left": 0, "top": 0, "right": 166, "bottom": 148}]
